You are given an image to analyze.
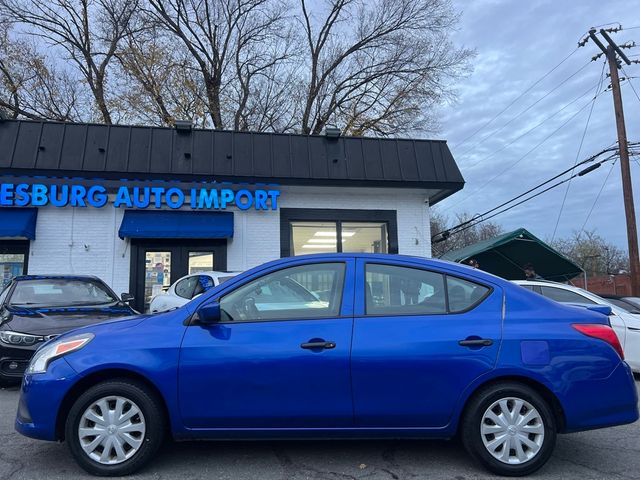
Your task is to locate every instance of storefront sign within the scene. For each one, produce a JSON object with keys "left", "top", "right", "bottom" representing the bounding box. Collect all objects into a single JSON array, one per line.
[{"left": 0, "top": 182, "right": 280, "bottom": 211}]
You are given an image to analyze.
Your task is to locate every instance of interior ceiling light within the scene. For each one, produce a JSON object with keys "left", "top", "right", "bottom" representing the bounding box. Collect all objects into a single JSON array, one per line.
[
  {"left": 302, "top": 244, "right": 336, "bottom": 249},
  {"left": 314, "top": 231, "right": 355, "bottom": 237},
  {"left": 307, "top": 239, "right": 338, "bottom": 244}
]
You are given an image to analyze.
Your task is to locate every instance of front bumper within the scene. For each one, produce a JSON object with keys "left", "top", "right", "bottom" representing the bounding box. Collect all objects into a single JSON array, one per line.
[
  {"left": 14, "top": 358, "right": 79, "bottom": 441},
  {"left": 0, "top": 343, "right": 37, "bottom": 379}
]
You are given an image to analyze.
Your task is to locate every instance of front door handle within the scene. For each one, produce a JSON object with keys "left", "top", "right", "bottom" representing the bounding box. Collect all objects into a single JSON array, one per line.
[
  {"left": 459, "top": 338, "right": 493, "bottom": 347},
  {"left": 300, "top": 341, "right": 336, "bottom": 350}
]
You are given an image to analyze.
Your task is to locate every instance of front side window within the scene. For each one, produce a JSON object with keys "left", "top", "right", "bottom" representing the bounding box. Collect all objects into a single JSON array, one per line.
[
  {"left": 366, "top": 264, "right": 446, "bottom": 315},
  {"left": 9, "top": 279, "right": 117, "bottom": 307},
  {"left": 540, "top": 286, "right": 596, "bottom": 305},
  {"left": 220, "top": 263, "right": 345, "bottom": 322}
]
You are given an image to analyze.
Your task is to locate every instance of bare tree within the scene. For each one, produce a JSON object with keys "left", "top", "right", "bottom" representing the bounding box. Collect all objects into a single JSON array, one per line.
[
  {"left": 430, "top": 211, "right": 503, "bottom": 258},
  {"left": 146, "top": 0, "right": 293, "bottom": 130},
  {"left": 551, "top": 230, "right": 630, "bottom": 277},
  {"left": 0, "top": 0, "right": 141, "bottom": 124},
  {"left": 298, "top": 0, "right": 472, "bottom": 135},
  {"left": 0, "top": 23, "right": 82, "bottom": 120}
]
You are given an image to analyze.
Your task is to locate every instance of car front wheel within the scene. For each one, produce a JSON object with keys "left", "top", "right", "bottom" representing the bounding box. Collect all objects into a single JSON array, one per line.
[
  {"left": 461, "top": 382, "right": 557, "bottom": 476},
  {"left": 65, "top": 379, "right": 166, "bottom": 476}
]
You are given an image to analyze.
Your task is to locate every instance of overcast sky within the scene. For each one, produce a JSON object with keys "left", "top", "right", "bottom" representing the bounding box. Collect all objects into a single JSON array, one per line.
[{"left": 435, "top": 0, "right": 640, "bottom": 251}]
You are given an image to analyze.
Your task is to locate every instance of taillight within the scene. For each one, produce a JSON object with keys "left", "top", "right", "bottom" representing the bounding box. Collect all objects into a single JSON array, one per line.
[{"left": 573, "top": 324, "right": 624, "bottom": 359}]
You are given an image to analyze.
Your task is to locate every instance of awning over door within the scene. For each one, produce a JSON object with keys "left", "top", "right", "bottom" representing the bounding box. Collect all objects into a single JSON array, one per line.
[
  {"left": 440, "top": 228, "right": 583, "bottom": 281},
  {"left": 118, "top": 210, "right": 234, "bottom": 239},
  {"left": 0, "top": 208, "right": 38, "bottom": 240}
]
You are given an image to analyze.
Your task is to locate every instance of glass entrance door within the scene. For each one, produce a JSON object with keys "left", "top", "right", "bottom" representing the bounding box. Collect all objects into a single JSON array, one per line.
[
  {"left": 0, "top": 241, "right": 29, "bottom": 290},
  {"left": 131, "top": 240, "right": 226, "bottom": 313},
  {"left": 144, "top": 251, "right": 172, "bottom": 312}
]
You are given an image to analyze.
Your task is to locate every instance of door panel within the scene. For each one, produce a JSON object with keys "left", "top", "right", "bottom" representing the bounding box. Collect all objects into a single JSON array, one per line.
[
  {"left": 178, "top": 259, "right": 355, "bottom": 429},
  {"left": 179, "top": 318, "right": 353, "bottom": 428},
  {"left": 351, "top": 259, "right": 503, "bottom": 428}
]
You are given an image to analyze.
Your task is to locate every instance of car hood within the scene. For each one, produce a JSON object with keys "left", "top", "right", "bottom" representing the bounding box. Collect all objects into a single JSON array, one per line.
[{"left": 1, "top": 304, "right": 136, "bottom": 336}]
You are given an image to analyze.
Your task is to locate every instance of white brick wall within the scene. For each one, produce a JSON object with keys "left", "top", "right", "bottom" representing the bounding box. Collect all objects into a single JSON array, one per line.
[
  {"left": 27, "top": 186, "right": 432, "bottom": 292},
  {"left": 29, "top": 206, "right": 131, "bottom": 295}
]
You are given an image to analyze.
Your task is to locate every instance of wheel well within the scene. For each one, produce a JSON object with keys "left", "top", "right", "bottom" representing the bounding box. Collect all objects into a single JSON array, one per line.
[
  {"left": 55, "top": 368, "right": 171, "bottom": 441},
  {"left": 460, "top": 375, "right": 566, "bottom": 433}
]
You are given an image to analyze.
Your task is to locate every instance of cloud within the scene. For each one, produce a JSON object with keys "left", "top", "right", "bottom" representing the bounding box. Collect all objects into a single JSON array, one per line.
[{"left": 436, "top": 0, "right": 640, "bottom": 250}]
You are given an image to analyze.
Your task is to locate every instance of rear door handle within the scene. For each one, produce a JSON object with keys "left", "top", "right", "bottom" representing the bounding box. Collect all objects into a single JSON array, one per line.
[
  {"left": 459, "top": 338, "right": 493, "bottom": 347},
  {"left": 300, "top": 341, "right": 336, "bottom": 350}
]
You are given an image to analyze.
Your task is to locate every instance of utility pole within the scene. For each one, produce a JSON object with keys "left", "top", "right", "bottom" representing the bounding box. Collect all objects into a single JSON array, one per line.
[{"left": 584, "top": 27, "right": 640, "bottom": 295}]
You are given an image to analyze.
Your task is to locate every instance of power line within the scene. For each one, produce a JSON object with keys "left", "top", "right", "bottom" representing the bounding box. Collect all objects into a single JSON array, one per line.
[
  {"left": 551, "top": 60, "right": 607, "bottom": 241},
  {"left": 576, "top": 160, "right": 618, "bottom": 239},
  {"left": 442, "top": 92, "right": 604, "bottom": 212},
  {"left": 433, "top": 146, "right": 621, "bottom": 241},
  {"left": 621, "top": 67, "right": 640, "bottom": 104},
  {"left": 452, "top": 48, "right": 581, "bottom": 150},
  {"left": 456, "top": 60, "right": 592, "bottom": 158}
]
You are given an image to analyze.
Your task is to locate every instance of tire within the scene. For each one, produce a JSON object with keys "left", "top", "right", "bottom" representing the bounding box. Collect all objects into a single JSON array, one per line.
[
  {"left": 64, "top": 379, "right": 166, "bottom": 476},
  {"left": 461, "top": 382, "right": 557, "bottom": 477}
]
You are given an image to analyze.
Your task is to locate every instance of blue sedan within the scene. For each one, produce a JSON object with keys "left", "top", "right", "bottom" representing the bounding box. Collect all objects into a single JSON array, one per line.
[{"left": 15, "top": 254, "right": 639, "bottom": 477}]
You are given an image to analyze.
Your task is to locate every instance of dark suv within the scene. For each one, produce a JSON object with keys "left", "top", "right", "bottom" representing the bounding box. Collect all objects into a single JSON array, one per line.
[{"left": 0, "top": 275, "right": 136, "bottom": 384}]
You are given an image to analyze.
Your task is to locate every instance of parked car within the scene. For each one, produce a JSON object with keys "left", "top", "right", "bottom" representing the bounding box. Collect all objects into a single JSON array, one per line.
[
  {"left": 16, "top": 255, "right": 638, "bottom": 477},
  {"left": 0, "top": 275, "right": 136, "bottom": 384},
  {"left": 513, "top": 279, "right": 640, "bottom": 373},
  {"left": 600, "top": 294, "right": 640, "bottom": 314},
  {"left": 148, "top": 271, "right": 239, "bottom": 313}
]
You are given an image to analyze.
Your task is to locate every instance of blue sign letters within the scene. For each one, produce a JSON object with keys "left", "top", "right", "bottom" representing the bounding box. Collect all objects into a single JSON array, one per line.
[{"left": 0, "top": 183, "right": 279, "bottom": 211}]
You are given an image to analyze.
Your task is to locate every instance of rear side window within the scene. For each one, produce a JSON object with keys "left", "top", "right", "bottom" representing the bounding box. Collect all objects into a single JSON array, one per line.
[
  {"left": 540, "top": 286, "right": 596, "bottom": 305},
  {"left": 447, "top": 276, "right": 490, "bottom": 313},
  {"left": 365, "top": 264, "right": 490, "bottom": 316},
  {"left": 366, "top": 264, "right": 446, "bottom": 315}
]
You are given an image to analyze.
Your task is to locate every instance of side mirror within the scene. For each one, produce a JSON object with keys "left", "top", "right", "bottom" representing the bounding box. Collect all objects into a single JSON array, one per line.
[
  {"left": 197, "top": 301, "right": 221, "bottom": 324},
  {"left": 121, "top": 293, "right": 135, "bottom": 303}
]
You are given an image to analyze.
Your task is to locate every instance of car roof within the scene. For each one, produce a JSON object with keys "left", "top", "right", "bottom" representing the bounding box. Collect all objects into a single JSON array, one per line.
[
  {"left": 186, "top": 271, "right": 240, "bottom": 277},
  {"left": 14, "top": 274, "right": 103, "bottom": 281},
  {"left": 229, "top": 253, "right": 516, "bottom": 289}
]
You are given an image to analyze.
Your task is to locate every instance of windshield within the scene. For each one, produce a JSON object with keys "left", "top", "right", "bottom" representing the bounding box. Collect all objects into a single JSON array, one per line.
[{"left": 9, "top": 279, "right": 118, "bottom": 307}]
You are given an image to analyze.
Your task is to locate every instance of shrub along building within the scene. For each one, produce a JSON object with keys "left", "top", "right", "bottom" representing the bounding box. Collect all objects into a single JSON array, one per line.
[{"left": 0, "top": 119, "right": 464, "bottom": 312}]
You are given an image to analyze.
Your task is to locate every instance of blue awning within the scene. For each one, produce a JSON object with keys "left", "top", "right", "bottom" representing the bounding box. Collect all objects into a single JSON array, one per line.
[
  {"left": 0, "top": 208, "right": 38, "bottom": 240},
  {"left": 118, "top": 210, "right": 234, "bottom": 239}
]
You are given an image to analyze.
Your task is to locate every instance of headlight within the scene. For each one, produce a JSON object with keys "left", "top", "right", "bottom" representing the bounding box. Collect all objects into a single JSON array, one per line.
[
  {"left": 0, "top": 330, "right": 44, "bottom": 346},
  {"left": 26, "top": 333, "right": 94, "bottom": 374}
]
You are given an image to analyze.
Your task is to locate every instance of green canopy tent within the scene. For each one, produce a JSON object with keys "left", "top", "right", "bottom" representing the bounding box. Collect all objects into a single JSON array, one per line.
[{"left": 440, "top": 228, "right": 583, "bottom": 281}]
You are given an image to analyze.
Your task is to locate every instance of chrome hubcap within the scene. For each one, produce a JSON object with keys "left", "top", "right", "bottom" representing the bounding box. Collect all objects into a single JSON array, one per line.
[
  {"left": 480, "top": 397, "right": 545, "bottom": 465},
  {"left": 78, "top": 396, "right": 146, "bottom": 465}
]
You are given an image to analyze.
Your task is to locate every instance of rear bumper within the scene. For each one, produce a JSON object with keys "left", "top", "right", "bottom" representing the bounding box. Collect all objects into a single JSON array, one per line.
[
  {"left": 562, "top": 361, "right": 639, "bottom": 433},
  {"left": 14, "top": 358, "right": 79, "bottom": 441}
]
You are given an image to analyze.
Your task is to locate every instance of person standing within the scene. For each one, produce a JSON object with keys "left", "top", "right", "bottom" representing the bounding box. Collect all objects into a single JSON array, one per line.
[{"left": 523, "top": 263, "right": 542, "bottom": 280}]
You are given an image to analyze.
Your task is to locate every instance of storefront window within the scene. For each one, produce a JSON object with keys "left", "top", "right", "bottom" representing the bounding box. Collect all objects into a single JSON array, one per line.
[
  {"left": 291, "top": 222, "right": 339, "bottom": 255},
  {"left": 342, "top": 222, "right": 388, "bottom": 253},
  {"left": 290, "top": 221, "right": 389, "bottom": 256},
  {"left": 1, "top": 253, "right": 26, "bottom": 289},
  {"left": 188, "top": 251, "right": 215, "bottom": 274}
]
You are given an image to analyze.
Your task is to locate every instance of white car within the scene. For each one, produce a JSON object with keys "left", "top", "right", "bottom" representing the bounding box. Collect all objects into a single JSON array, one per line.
[
  {"left": 149, "top": 271, "right": 239, "bottom": 313},
  {"left": 513, "top": 279, "right": 640, "bottom": 373}
]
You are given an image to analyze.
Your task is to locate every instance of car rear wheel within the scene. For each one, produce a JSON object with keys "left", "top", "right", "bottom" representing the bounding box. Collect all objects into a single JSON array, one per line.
[
  {"left": 65, "top": 379, "right": 165, "bottom": 476},
  {"left": 461, "top": 382, "right": 557, "bottom": 476}
]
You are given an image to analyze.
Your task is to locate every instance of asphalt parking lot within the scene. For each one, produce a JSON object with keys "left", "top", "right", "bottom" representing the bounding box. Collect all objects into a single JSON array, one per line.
[{"left": 1, "top": 379, "right": 639, "bottom": 480}]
